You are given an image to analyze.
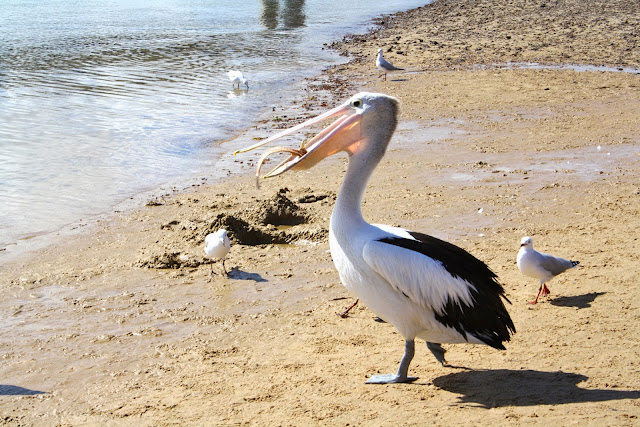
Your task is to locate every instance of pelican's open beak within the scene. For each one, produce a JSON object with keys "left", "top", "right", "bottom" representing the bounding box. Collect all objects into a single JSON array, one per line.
[{"left": 234, "top": 101, "right": 362, "bottom": 182}]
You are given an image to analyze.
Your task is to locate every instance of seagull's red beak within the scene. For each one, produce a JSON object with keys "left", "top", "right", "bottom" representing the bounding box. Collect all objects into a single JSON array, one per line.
[{"left": 234, "top": 102, "right": 363, "bottom": 181}]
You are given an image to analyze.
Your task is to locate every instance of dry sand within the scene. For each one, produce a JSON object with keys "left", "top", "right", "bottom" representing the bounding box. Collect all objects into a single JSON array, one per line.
[{"left": 2, "top": 0, "right": 640, "bottom": 425}]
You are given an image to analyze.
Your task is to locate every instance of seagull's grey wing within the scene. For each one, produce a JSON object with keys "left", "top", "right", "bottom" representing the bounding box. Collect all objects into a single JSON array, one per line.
[
  {"left": 538, "top": 253, "right": 576, "bottom": 276},
  {"left": 380, "top": 57, "right": 403, "bottom": 71}
]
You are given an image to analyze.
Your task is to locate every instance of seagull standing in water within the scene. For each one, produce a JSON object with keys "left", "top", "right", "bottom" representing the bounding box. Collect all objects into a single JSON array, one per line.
[
  {"left": 376, "top": 48, "right": 404, "bottom": 81},
  {"left": 227, "top": 70, "right": 249, "bottom": 89},
  {"left": 517, "top": 236, "right": 580, "bottom": 304},
  {"left": 235, "top": 93, "right": 515, "bottom": 384},
  {"left": 204, "top": 229, "right": 231, "bottom": 276}
]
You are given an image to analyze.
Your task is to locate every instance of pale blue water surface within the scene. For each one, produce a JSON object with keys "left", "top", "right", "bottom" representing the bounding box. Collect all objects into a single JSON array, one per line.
[{"left": 0, "top": 0, "right": 428, "bottom": 255}]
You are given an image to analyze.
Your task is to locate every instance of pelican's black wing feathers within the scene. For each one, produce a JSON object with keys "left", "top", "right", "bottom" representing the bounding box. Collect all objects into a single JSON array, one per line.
[{"left": 378, "top": 231, "right": 516, "bottom": 349}]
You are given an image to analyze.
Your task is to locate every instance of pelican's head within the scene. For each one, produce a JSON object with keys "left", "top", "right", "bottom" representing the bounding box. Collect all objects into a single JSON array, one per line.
[
  {"left": 520, "top": 236, "right": 533, "bottom": 248},
  {"left": 234, "top": 92, "right": 399, "bottom": 182},
  {"left": 242, "top": 78, "right": 249, "bottom": 88}
]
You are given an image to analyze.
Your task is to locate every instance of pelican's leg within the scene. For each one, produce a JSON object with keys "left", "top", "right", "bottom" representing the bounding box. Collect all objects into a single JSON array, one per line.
[
  {"left": 426, "top": 342, "right": 447, "bottom": 366},
  {"left": 366, "top": 339, "right": 418, "bottom": 384},
  {"left": 337, "top": 299, "right": 359, "bottom": 318}
]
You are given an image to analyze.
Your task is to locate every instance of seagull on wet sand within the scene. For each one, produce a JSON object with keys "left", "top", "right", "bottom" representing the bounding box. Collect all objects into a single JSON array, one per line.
[
  {"left": 517, "top": 236, "right": 580, "bottom": 304},
  {"left": 376, "top": 48, "right": 404, "bottom": 81},
  {"left": 204, "top": 229, "right": 231, "bottom": 276},
  {"left": 227, "top": 70, "right": 249, "bottom": 89},
  {"left": 235, "top": 92, "right": 515, "bottom": 384}
]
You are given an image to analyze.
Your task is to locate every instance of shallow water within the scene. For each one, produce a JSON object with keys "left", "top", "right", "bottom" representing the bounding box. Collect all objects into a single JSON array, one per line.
[{"left": 0, "top": 0, "right": 429, "bottom": 252}]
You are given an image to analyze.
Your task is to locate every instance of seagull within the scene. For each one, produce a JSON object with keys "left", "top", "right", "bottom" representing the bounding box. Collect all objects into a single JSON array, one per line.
[
  {"left": 235, "top": 93, "right": 515, "bottom": 384},
  {"left": 517, "top": 236, "right": 580, "bottom": 304},
  {"left": 376, "top": 48, "right": 404, "bottom": 81},
  {"left": 204, "top": 229, "right": 231, "bottom": 276},
  {"left": 227, "top": 70, "right": 249, "bottom": 89}
]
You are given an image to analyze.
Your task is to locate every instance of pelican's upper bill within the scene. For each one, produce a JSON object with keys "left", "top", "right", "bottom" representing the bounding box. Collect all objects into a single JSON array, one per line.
[{"left": 233, "top": 93, "right": 383, "bottom": 181}]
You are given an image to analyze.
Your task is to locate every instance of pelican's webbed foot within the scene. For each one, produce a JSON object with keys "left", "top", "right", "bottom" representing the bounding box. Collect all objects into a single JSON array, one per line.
[
  {"left": 366, "top": 339, "right": 417, "bottom": 384},
  {"left": 366, "top": 374, "right": 418, "bottom": 384}
]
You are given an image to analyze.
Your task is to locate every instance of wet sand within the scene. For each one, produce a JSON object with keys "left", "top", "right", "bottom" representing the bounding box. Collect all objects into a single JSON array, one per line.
[{"left": 2, "top": 0, "right": 640, "bottom": 424}]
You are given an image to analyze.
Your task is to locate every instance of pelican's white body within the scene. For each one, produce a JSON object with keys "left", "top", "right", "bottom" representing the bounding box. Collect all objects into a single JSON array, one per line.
[{"left": 330, "top": 221, "right": 483, "bottom": 345}]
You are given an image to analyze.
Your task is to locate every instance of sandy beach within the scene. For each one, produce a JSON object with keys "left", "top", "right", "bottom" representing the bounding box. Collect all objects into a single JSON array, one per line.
[{"left": 2, "top": 0, "right": 640, "bottom": 425}]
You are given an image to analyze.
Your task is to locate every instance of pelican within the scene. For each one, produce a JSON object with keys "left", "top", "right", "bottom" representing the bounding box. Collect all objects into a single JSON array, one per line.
[
  {"left": 204, "top": 229, "right": 231, "bottom": 276},
  {"left": 376, "top": 48, "right": 404, "bottom": 81},
  {"left": 227, "top": 70, "right": 249, "bottom": 89},
  {"left": 517, "top": 236, "right": 580, "bottom": 304},
  {"left": 235, "top": 93, "right": 515, "bottom": 384}
]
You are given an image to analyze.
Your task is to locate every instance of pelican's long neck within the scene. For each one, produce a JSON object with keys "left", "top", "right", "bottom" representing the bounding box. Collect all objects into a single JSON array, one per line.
[
  {"left": 329, "top": 95, "right": 399, "bottom": 236},
  {"left": 332, "top": 154, "right": 376, "bottom": 230},
  {"left": 331, "top": 133, "right": 393, "bottom": 233}
]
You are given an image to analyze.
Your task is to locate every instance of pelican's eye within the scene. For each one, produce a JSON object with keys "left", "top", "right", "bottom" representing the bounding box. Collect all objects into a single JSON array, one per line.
[{"left": 351, "top": 99, "right": 362, "bottom": 108}]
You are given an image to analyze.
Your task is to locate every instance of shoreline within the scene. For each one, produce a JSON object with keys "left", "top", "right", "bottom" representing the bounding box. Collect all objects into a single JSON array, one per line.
[
  {"left": 2, "top": 0, "right": 640, "bottom": 424},
  {"left": 0, "top": 0, "right": 416, "bottom": 261},
  {"left": 332, "top": 0, "right": 640, "bottom": 70},
  {"left": 0, "top": 49, "right": 357, "bottom": 265},
  {"left": 5, "top": 0, "right": 639, "bottom": 265}
]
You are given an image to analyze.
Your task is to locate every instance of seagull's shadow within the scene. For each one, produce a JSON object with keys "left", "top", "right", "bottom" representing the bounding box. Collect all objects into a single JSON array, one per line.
[
  {"left": 432, "top": 369, "right": 640, "bottom": 408},
  {"left": 227, "top": 267, "right": 267, "bottom": 282},
  {"left": 549, "top": 292, "right": 606, "bottom": 309},
  {"left": 0, "top": 385, "right": 46, "bottom": 396}
]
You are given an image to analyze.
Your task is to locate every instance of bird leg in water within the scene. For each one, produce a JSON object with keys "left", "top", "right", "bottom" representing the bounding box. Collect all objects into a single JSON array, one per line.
[
  {"left": 337, "top": 299, "right": 359, "bottom": 318},
  {"left": 366, "top": 339, "right": 418, "bottom": 384}
]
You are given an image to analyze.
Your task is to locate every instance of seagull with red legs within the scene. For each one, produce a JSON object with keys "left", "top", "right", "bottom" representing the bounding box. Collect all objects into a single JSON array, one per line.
[{"left": 517, "top": 236, "right": 580, "bottom": 304}]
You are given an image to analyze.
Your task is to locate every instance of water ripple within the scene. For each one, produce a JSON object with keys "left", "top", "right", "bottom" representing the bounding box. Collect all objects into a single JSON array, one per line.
[{"left": 0, "top": 0, "right": 429, "bottom": 250}]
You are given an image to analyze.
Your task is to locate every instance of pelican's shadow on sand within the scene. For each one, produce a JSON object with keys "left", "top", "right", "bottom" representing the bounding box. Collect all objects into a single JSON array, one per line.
[
  {"left": 227, "top": 267, "right": 267, "bottom": 282},
  {"left": 549, "top": 292, "right": 606, "bottom": 309},
  {"left": 432, "top": 369, "right": 640, "bottom": 408},
  {"left": 0, "top": 385, "right": 46, "bottom": 396}
]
